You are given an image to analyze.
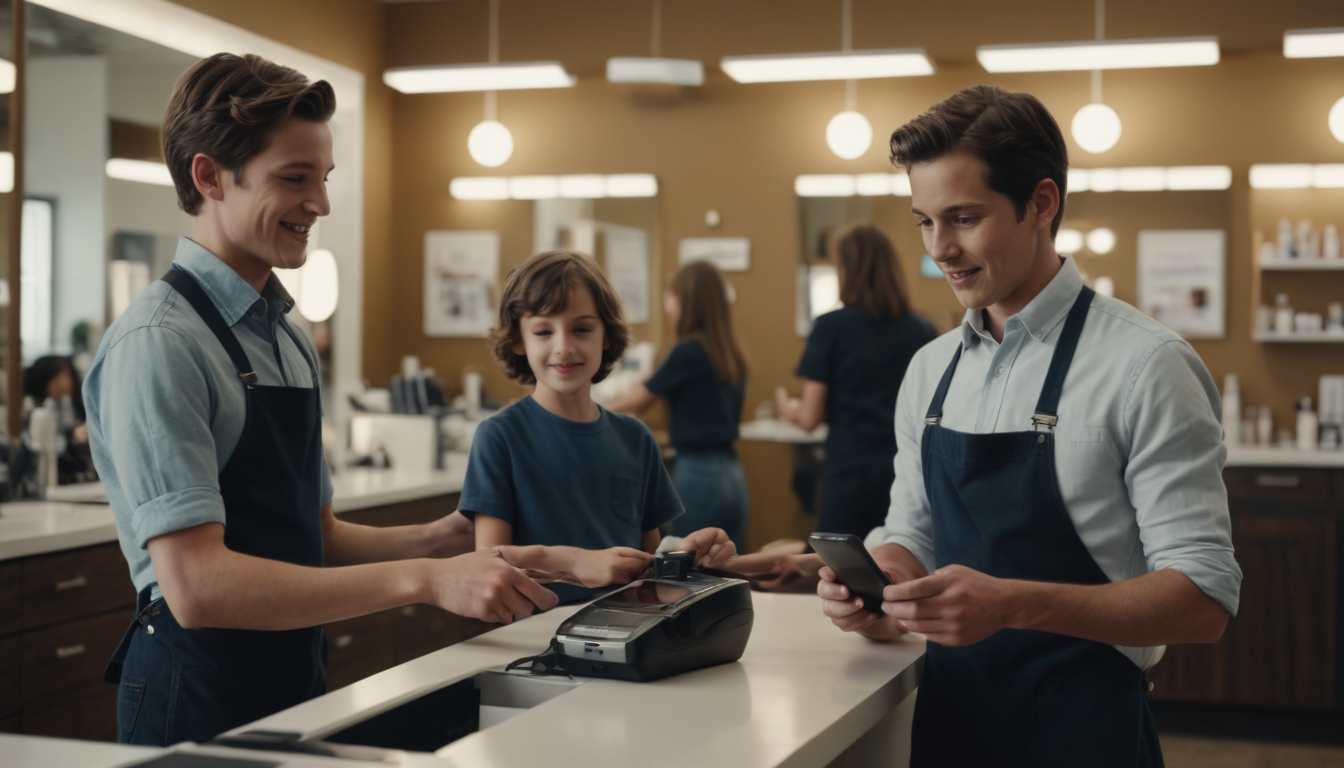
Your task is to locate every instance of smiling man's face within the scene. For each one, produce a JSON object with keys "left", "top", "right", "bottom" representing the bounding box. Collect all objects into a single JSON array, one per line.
[
  {"left": 215, "top": 117, "right": 333, "bottom": 272},
  {"left": 910, "top": 150, "right": 1050, "bottom": 314}
]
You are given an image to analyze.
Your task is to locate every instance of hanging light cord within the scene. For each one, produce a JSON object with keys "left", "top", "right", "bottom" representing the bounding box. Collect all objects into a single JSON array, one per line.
[
  {"left": 651, "top": 0, "right": 661, "bottom": 58},
  {"left": 1091, "top": 0, "right": 1104, "bottom": 103},
  {"left": 485, "top": 0, "right": 499, "bottom": 121},
  {"left": 842, "top": 0, "right": 856, "bottom": 111}
]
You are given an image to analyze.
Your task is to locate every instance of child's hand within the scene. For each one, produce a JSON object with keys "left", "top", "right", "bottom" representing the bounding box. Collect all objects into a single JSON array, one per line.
[
  {"left": 680, "top": 528, "right": 737, "bottom": 569},
  {"left": 572, "top": 547, "right": 653, "bottom": 588}
]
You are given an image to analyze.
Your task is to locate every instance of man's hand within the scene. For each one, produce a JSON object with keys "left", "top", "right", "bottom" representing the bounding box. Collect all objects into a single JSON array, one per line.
[
  {"left": 679, "top": 527, "right": 736, "bottom": 568},
  {"left": 817, "top": 566, "right": 911, "bottom": 642},
  {"left": 880, "top": 564, "right": 1017, "bottom": 647},
  {"left": 425, "top": 549, "right": 559, "bottom": 625},
  {"left": 571, "top": 547, "right": 653, "bottom": 588}
]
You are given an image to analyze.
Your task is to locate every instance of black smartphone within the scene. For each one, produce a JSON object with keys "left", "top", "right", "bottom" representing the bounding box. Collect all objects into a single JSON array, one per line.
[{"left": 808, "top": 533, "right": 892, "bottom": 613}]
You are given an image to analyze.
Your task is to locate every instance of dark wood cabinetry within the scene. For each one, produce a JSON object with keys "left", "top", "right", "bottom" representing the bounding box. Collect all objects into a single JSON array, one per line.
[
  {"left": 1149, "top": 467, "right": 1340, "bottom": 711},
  {"left": 0, "top": 491, "right": 481, "bottom": 742}
]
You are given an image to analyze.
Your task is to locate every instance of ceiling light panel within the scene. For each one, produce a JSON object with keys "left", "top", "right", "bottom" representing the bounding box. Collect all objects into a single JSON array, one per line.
[
  {"left": 606, "top": 57, "right": 704, "bottom": 86},
  {"left": 977, "top": 37, "right": 1219, "bottom": 72},
  {"left": 383, "top": 62, "right": 576, "bottom": 93},
  {"left": 106, "top": 158, "right": 175, "bottom": 186},
  {"left": 721, "top": 49, "right": 934, "bottom": 83},
  {"left": 1284, "top": 28, "right": 1344, "bottom": 58}
]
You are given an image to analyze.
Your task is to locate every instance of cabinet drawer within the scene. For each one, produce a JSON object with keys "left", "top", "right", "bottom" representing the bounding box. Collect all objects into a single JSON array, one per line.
[
  {"left": 21, "top": 611, "right": 127, "bottom": 711},
  {"left": 1223, "top": 468, "right": 1333, "bottom": 505},
  {"left": 23, "top": 686, "right": 118, "bottom": 743},
  {"left": 0, "top": 561, "right": 20, "bottom": 637},
  {"left": 337, "top": 494, "right": 460, "bottom": 528},
  {"left": 393, "top": 604, "right": 489, "bottom": 664},
  {"left": 22, "top": 544, "right": 136, "bottom": 631},
  {"left": 324, "top": 610, "right": 398, "bottom": 691},
  {"left": 0, "top": 635, "right": 19, "bottom": 718}
]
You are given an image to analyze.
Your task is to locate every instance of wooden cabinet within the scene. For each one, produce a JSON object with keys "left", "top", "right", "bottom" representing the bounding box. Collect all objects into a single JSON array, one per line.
[
  {"left": 1149, "top": 467, "right": 1340, "bottom": 711},
  {"left": 0, "top": 491, "right": 483, "bottom": 742}
]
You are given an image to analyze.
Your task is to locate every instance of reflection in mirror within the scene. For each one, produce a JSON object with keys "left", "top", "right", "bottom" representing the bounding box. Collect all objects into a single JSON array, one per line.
[{"left": 1, "top": 0, "right": 14, "bottom": 464}]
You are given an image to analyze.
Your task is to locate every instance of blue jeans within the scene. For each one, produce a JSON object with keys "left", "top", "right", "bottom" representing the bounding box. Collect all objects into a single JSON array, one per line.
[{"left": 670, "top": 451, "right": 750, "bottom": 553}]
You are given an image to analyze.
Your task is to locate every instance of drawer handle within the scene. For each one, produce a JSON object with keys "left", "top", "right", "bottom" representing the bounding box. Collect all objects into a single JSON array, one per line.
[
  {"left": 333, "top": 634, "right": 354, "bottom": 650},
  {"left": 54, "top": 576, "right": 88, "bottom": 592},
  {"left": 1255, "top": 475, "right": 1301, "bottom": 488},
  {"left": 55, "top": 644, "right": 86, "bottom": 660}
]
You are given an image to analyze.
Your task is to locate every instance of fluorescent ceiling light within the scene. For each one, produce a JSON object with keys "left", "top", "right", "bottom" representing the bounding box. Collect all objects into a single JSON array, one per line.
[
  {"left": 606, "top": 57, "right": 704, "bottom": 86},
  {"left": 1284, "top": 28, "right": 1344, "bottom": 58},
  {"left": 1314, "top": 164, "right": 1344, "bottom": 188},
  {"left": 893, "top": 174, "right": 912, "bottom": 196},
  {"left": 1088, "top": 168, "right": 1120, "bottom": 192},
  {"left": 0, "top": 59, "right": 14, "bottom": 94},
  {"left": 977, "top": 37, "right": 1219, "bottom": 72},
  {"left": 795, "top": 175, "right": 856, "bottom": 197},
  {"left": 1067, "top": 168, "right": 1090, "bottom": 192},
  {"left": 856, "top": 174, "right": 896, "bottom": 196},
  {"left": 106, "top": 158, "right": 174, "bottom": 186},
  {"left": 721, "top": 49, "right": 934, "bottom": 83},
  {"left": 509, "top": 176, "right": 559, "bottom": 200},
  {"left": 1249, "top": 164, "right": 1313, "bottom": 189},
  {"left": 605, "top": 174, "right": 658, "bottom": 197},
  {"left": 449, "top": 177, "right": 510, "bottom": 200},
  {"left": 1165, "top": 166, "right": 1232, "bottom": 190},
  {"left": 559, "top": 175, "right": 606, "bottom": 198},
  {"left": 383, "top": 62, "right": 576, "bottom": 93},
  {"left": 1118, "top": 167, "right": 1166, "bottom": 192},
  {"left": 0, "top": 152, "right": 11, "bottom": 193}
]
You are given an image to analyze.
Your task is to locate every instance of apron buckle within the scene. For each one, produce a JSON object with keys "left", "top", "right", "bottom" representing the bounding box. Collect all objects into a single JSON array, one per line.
[
  {"left": 1031, "top": 414, "right": 1058, "bottom": 431},
  {"left": 924, "top": 416, "right": 942, "bottom": 426}
]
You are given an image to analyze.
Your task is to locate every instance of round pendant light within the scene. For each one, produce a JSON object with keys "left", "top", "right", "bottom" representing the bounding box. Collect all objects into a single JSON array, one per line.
[
  {"left": 468, "top": 120, "right": 514, "bottom": 167},
  {"left": 1330, "top": 96, "right": 1344, "bottom": 144},
  {"left": 826, "top": 110, "right": 873, "bottom": 160},
  {"left": 1055, "top": 228, "right": 1084, "bottom": 254},
  {"left": 1071, "top": 103, "right": 1122, "bottom": 154},
  {"left": 1086, "top": 227, "right": 1117, "bottom": 255}
]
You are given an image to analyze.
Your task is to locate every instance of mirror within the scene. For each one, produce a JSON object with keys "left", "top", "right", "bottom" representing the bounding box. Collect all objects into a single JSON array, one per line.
[
  {"left": 15, "top": 0, "right": 367, "bottom": 464},
  {"left": 0, "top": 0, "right": 14, "bottom": 446}
]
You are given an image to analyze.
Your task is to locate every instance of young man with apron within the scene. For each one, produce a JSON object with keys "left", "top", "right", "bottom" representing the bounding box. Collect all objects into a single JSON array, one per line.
[
  {"left": 819, "top": 85, "right": 1242, "bottom": 767},
  {"left": 84, "top": 53, "right": 558, "bottom": 747}
]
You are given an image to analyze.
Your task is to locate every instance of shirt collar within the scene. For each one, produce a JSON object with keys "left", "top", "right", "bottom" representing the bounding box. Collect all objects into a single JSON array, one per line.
[
  {"left": 171, "top": 237, "right": 296, "bottom": 326},
  {"left": 959, "top": 255, "right": 1084, "bottom": 346}
]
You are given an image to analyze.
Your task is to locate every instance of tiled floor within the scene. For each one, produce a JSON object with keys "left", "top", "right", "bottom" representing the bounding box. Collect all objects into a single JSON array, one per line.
[{"left": 1163, "top": 736, "right": 1344, "bottom": 767}]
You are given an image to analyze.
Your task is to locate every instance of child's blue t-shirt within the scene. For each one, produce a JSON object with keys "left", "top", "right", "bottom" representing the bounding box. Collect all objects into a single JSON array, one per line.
[{"left": 459, "top": 395, "right": 683, "bottom": 554}]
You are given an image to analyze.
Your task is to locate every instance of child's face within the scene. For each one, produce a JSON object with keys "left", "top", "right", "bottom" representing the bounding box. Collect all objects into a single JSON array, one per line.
[{"left": 513, "top": 285, "right": 610, "bottom": 399}]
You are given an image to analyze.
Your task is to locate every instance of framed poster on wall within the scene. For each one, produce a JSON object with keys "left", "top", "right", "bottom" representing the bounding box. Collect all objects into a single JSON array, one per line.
[
  {"left": 423, "top": 230, "right": 500, "bottom": 338},
  {"left": 1137, "top": 229, "right": 1226, "bottom": 339}
]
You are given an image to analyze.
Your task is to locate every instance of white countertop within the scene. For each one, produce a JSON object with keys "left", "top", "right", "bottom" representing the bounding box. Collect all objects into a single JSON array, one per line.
[
  {"left": 739, "top": 418, "right": 828, "bottom": 445},
  {"left": 0, "top": 459, "right": 469, "bottom": 562},
  {"left": 239, "top": 592, "right": 923, "bottom": 768},
  {"left": 1224, "top": 446, "right": 1344, "bottom": 467}
]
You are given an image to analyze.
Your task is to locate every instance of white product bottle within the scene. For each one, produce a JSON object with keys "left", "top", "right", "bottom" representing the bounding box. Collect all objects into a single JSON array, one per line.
[
  {"left": 1278, "top": 218, "right": 1295, "bottom": 260},
  {"left": 1297, "top": 397, "right": 1319, "bottom": 452},
  {"left": 1325, "top": 225, "right": 1341, "bottom": 260},
  {"left": 1274, "top": 294, "right": 1294, "bottom": 335},
  {"left": 1257, "top": 405, "right": 1273, "bottom": 447},
  {"left": 1222, "top": 374, "right": 1241, "bottom": 446}
]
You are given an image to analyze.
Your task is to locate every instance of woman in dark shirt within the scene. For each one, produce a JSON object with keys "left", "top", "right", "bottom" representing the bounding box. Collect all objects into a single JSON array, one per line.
[
  {"left": 609, "top": 262, "right": 750, "bottom": 551},
  {"left": 778, "top": 224, "right": 937, "bottom": 538}
]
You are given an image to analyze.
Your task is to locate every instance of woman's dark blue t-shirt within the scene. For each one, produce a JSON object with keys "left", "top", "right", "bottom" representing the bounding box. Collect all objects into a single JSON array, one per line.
[
  {"left": 797, "top": 305, "right": 937, "bottom": 476},
  {"left": 645, "top": 339, "right": 745, "bottom": 456}
]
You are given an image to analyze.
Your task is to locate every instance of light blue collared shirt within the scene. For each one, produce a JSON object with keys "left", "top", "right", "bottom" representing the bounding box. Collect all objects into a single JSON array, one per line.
[
  {"left": 85, "top": 238, "right": 334, "bottom": 601},
  {"left": 870, "top": 256, "right": 1242, "bottom": 669}
]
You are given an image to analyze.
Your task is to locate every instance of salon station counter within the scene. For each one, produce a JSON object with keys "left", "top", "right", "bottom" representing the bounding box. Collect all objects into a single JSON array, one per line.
[{"left": 3, "top": 592, "right": 926, "bottom": 768}]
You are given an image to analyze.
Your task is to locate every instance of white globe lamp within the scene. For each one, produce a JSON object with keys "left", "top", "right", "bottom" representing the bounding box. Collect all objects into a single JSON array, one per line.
[
  {"left": 1086, "top": 227, "right": 1117, "bottom": 255},
  {"left": 298, "top": 249, "right": 339, "bottom": 323},
  {"left": 1071, "top": 103, "right": 1122, "bottom": 154},
  {"left": 468, "top": 120, "right": 514, "bottom": 168},
  {"left": 826, "top": 111, "right": 873, "bottom": 160},
  {"left": 1055, "top": 228, "right": 1084, "bottom": 254},
  {"left": 1329, "top": 96, "right": 1344, "bottom": 144}
]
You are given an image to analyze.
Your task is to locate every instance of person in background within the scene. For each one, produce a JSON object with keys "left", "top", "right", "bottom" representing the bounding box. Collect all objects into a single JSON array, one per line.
[
  {"left": 25, "top": 355, "right": 89, "bottom": 441},
  {"left": 461, "top": 251, "right": 736, "bottom": 604},
  {"left": 608, "top": 261, "right": 751, "bottom": 553},
  {"left": 777, "top": 224, "right": 937, "bottom": 538}
]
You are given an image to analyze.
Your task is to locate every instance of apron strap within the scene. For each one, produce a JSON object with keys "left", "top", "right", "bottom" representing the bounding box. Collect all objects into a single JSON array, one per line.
[
  {"left": 160, "top": 268, "right": 259, "bottom": 387},
  {"left": 1031, "top": 285, "right": 1096, "bottom": 430},
  {"left": 923, "top": 345, "right": 963, "bottom": 426}
]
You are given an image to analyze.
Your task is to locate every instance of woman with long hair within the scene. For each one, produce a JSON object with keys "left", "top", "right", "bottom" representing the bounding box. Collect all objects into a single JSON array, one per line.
[
  {"left": 609, "top": 261, "right": 751, "bottom": 551},
  {"left": 778, "top": 223, "right": 937, "bottom": 538}
]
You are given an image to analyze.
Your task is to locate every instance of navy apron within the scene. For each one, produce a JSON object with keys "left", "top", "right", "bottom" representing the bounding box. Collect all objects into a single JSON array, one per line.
[
  {"left": 104, "top": 267, "right": 327, "bottom": 746},
  {"left": 910, "top": 286, "right": 1163, "bottom": 768}
]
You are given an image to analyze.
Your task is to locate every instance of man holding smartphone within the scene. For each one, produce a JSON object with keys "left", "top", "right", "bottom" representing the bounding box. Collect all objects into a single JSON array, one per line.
[{"left": 817, "top": 85, "right": 1241, "bottom": 768}]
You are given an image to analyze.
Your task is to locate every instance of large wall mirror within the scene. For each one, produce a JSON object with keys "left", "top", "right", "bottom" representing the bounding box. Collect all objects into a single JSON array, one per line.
[{"left": 8, "top": 0, "right": 366, "bottom": 495}]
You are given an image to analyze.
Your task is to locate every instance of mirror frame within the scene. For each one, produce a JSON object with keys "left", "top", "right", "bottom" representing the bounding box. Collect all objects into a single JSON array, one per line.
[{"left": 7, "top": 0, "right": 23, "bottom": 443}]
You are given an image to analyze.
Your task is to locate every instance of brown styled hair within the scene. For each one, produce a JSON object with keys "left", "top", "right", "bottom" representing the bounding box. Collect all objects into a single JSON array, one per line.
[
  {"left": 835, "top": 224, "right": 909, "bottom": 320},
  {"left": 163, "top": 53, "right": 336, "bottom": 216},
  {"left": 491, "top": 251, "right": 630, "bottom": 385},
  {"left": 889, "top": 84, "right": 1068, "bottom": 237},
  {"left": 668, "top": 261, "right": 748, "bottom": 386}
]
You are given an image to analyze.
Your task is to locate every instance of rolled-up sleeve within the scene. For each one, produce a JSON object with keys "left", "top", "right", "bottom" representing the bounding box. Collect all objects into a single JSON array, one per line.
[
  {"left": 1124, "top": 340, "right": 1242, "bottom": 616},
  {"left": 869, "top": 362, "right": 936, "bottom": 573},
  {"left": 96, "top": 326, "right": 227, "bottom": 548}
]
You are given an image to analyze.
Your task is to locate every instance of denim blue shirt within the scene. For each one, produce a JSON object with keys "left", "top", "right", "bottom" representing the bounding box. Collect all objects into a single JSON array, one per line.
[
  {"left": 85, "top": 238, "right": 334, "bottom": 601},
  {"left": 871, "top": 256, "right": 1242, "bottom": 669}
]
